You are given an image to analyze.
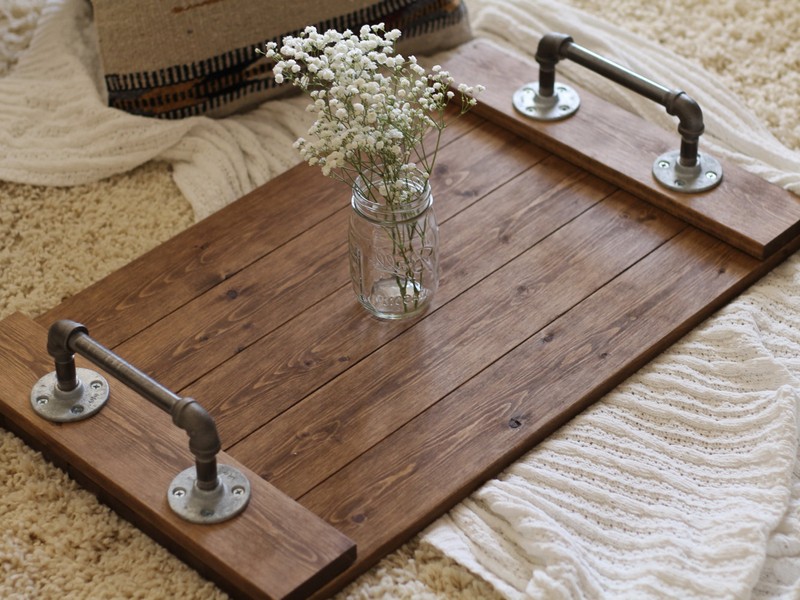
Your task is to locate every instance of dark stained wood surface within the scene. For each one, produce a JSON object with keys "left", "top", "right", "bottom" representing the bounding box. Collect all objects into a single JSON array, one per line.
[
  {"left": 34, "top": 111, "right": 484, "bottom": 349},
  {"left": 108, "top": 121, "right": 546, "bottom": 392},
  {"left": 184, "top": 156, "right": 614, "bottom": 448},
  {"left": 440, "top": 39, "right": 800, "bottom": 260},
  {"left": 0, "top": 39, "right": 795, "bottom": 598},
  {"left": 231, "top": 190, "right": 685, "bottom": 498},
  {"left": 302, "top": 227, "right": 770, "bottom": 599},
  {"left": 0, "top": 313, "right": 355, "bottom": 600}
]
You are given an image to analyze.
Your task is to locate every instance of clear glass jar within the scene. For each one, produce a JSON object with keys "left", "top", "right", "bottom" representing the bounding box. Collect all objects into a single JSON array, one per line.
[{"left": 348, "top": 170, "right": 439, "bottom": 320}]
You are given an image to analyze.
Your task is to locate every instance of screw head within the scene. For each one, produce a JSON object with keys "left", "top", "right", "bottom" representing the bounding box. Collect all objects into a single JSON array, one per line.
[
  {"left": 658, "top": 160, "right": 670, "bottom": 169},
  {"left": 70, "top": 405, "right": 85, "bottom": 415},
  {"left": 705, "top": 171, "right": 718, "bottom": 180},
  {"left": 232, "top": 486, "right": 245, "bottom": 496},
  {"left": 172, "top": 487, "right": 186, "bottom": 497},
  {"left": 36, "top": 396, "right": 49, "bottom": 405}
]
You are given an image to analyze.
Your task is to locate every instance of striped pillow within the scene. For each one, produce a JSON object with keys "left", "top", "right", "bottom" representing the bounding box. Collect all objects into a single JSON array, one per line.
[{"left": 92, "top": 0, "right": 471, "bottom": 119}]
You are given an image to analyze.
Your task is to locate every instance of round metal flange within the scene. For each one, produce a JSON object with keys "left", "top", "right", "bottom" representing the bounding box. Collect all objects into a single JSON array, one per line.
[
  {"left": 168, "top": 464, "right": 251, "bottom": 524},
  {"left": 30, "top": 368, "right": 109, "bottom": 422},
  {"left": 512, "top": 82, "right": 580, "bottom": 121},
  {"left": 652, "top": 150, "right": 723, "bottom": 193}
]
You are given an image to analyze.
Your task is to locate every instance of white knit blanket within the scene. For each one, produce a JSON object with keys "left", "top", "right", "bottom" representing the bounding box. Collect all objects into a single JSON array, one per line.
[{"left": 2, "top": 1, "right": 800, "bottom": 598}]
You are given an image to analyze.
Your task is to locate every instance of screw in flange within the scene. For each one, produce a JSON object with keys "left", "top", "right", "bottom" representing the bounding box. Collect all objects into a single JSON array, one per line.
[
  {"left": 31, "top": 368, "right": 110, "bottom": 423},
  {"left": 172, "top": 487, "right": 186, "bottom": 498},
  {"left": 167, "top": 464, "right": 250, "bottom": 524},
  {"left": 653, "top": 150, "right": 723, "bottom": 193},
  {"left": 512, "top": 82, "right": 580, "bottom": 121}
]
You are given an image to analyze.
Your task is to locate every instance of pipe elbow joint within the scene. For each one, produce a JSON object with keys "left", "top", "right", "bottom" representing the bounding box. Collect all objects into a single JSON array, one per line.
[
  {"left": 171, "top": 398, "right": 221, "bottom": 461},
  {"left": 536, "top": 32, "right": 574, "bottom": 67},
  {"left": 47, "top": 320, "right": 87, "bottom": 361},
  {"left": 666, "top": 91, "right": 704, "bottom": 141}
]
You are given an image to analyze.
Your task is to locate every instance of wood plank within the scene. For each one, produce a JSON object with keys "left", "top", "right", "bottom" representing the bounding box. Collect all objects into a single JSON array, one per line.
[
  {"left": 0, "top": 313, "right": 355, "bottom": 600},
  {"left": 35, "top": 110, "right": 484, "bottom": 347},
  {"left": 186, "top": 156, "right": 615, "bottom": 447},
  {"left": 33, "top": 169, "right": 342, "bottom": 348},
  {"left": 9, "top": 38, "right": 799, "bottom": 600},
  {"left": 441, "top": 39, "right": 800, "bottom": 259},
  {"left": 109, "top": 122, "right": 548, "bottom": 392},
  {"left": 299, "top": 226, "right": 765, "bottom": 597},
  {"left": 230, "top": 191, "right": 685, "bottom": 498}
]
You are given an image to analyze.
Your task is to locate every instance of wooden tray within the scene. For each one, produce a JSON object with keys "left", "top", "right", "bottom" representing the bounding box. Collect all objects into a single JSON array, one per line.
[{"left": 2, "top": 40, "right": 799, "bottom": 599}]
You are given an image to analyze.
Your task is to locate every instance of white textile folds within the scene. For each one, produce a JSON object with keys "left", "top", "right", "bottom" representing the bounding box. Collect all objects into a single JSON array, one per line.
[
  {"left": 423, "top": 2, "right": 800, "bottom": 597},
  {"left": 0, "top": 0, "right": 308, "bottom": 219},
  {"left": 420, "top": 1, "right": 800, "bottom": 598},
  {"left": 1, "top": 0, "right": 799, "bottom": 219},
  {"left": 425, "top": 262, "right": 800, "bottom": 597},
  {"left": 2, "top": 0, "right": 800, "bottom": 598}
]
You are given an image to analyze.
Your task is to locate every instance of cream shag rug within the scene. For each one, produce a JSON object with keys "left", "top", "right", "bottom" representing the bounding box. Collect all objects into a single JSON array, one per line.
[{"left": 2, "top": 0, "right": 800, "bottom": 598}]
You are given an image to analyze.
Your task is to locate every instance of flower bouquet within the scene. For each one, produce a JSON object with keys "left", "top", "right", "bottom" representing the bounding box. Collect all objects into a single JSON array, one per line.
[{"left": 261, "top": 24, "right": 482, "bottom": 319}]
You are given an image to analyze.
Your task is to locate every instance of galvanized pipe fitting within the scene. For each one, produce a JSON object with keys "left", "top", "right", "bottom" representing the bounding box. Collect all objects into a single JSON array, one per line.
[
  {"left": 32, "top": 319, "right": 249, "bottom": 523},
  {"left": 513, "top": 32, "right": 723, "bottom": 193}
]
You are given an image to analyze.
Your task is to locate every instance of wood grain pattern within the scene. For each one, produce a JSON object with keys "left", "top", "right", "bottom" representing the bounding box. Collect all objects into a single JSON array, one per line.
[
  {"left": 440, "top": 39, "right": 800, "bottom": 259},
  {"left": 185, "top": 156, "right": 615, "bottom": 446},
  {"left": 230, "top": 191, "right": 685, "bottom": 497},
  {"left": 105, "top": 122, "right": 546, "bottom": 392},
  {"left": 10, "top": 39, "right": 800, "bottom": 600},
  {"left": 0, "top": 313, "right": 355, "bottom": 600},
  {"left": 34, "top": 110, "right": 484, "bottom": 349},
  {"left": 301, "top": 228, "right": 763, "bottom": 597}
]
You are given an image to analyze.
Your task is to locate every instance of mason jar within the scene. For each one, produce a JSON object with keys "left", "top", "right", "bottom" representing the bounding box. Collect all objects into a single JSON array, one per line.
[{"left": 348, "top": 170, "right": 439, "bottom": 320}]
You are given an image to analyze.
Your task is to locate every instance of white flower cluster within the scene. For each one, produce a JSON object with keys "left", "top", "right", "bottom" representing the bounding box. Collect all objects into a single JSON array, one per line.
[{"left": 260, "top": 24, "right": 483, "bottom": 203}]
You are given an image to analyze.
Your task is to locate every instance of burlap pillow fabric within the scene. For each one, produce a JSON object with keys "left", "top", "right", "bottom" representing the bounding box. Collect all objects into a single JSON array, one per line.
[{"left": 91, "top": 0, "right": 471, "bottom": 119}]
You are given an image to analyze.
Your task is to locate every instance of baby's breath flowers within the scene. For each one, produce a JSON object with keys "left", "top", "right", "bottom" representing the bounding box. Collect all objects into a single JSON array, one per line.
[
  {"left": 259, "top": 24, "right": 483, "bottom": 317},
  {"left": 259, "top": 23, "right": 483, "bottom": 202}
]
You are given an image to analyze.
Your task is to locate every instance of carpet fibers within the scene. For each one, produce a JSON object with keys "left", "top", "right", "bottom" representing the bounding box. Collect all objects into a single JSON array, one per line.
[{"left": 1, "top": 1, "right": 798, "bottom": 598}]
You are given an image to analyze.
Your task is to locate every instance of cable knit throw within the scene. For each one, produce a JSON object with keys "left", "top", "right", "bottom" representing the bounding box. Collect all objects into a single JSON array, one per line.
[
  {"left": 419, "top": 4, "right": 800, "bottom": 599},
  {"left": 2, "top": 1, "right": 800, "bottom": 599},
  {"left": 424, "top": 270, "right": 800, "bottom": 598},
  {"left": 1, "top": 0, "right": 798, "bottom": 217}
]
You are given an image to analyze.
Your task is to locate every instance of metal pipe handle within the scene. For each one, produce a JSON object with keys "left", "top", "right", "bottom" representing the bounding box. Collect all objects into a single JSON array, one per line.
[
  {"left": 512, "top": 32, "right": 722, "bottom": 193},
  {"left": 31, "top": 319, "right": 250, "bottom": 524}
]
